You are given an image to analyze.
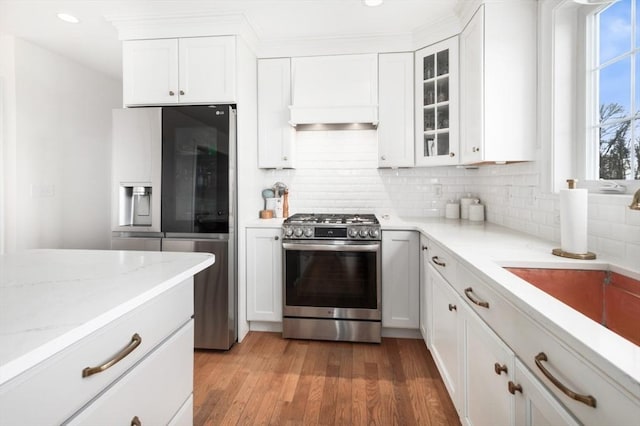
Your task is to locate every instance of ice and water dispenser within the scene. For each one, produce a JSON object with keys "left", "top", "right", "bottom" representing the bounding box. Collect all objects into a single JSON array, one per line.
[{"left": 118, "top": 185, "right": 152, "bottom": 227}]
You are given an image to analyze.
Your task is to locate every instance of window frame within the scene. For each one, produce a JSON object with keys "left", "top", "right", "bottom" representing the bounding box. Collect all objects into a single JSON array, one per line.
[
  {"left": 589, "top": 0, "right": 639, "bottom": 181},
  {"left": 541, "top": 0, "right": 640, "bottom": 194}
]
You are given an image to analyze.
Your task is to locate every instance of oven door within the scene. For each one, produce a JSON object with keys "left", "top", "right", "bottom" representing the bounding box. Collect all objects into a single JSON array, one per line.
[{"left": 282, "top": 240, "right": 381, "bottom": 321}]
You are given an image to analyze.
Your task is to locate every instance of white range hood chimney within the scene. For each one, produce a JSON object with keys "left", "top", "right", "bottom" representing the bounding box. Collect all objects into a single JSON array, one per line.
[{"left": 288, "top": 54, "right": 379, "bottom": 126}]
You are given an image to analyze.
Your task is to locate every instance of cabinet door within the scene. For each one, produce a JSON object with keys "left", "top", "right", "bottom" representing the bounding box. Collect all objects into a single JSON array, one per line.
[
  {"left": 178, "top": 36, "right": 236, "bottom": 104},
  {"left": 123, "top": 39, "right": 178, "bottom": 105},
  {"left": 428, "top": 263, "right": 463, "bottom": 413},
  {"left": 66, "top": 321, "right": 194, "bottom": 426},
  {"left": 415, "top": 37, "right": 459, "bottom": 166},
  {"left": 378, "top": 52, "right": 414, "bottom": 168},
  {"left": 513, "top": 359, "right": 580, "bottom": 426},
  {"left": 460, "top": 7, "right": 484, "bottom": 164},
  {"left": 419, "top": 235, "right": 429, "bottom": 345},
  {"left": 382, "top": 231, "right": 419, "bottom": 328},
  {"left": 464, "top": 308, "right": 514, "bottom": 426},
  {"left": 246, "top": 228, "right": 283, "bottom": 322},
  {"left": 258, "top": 58, "right": 294, "bottom": 168}
]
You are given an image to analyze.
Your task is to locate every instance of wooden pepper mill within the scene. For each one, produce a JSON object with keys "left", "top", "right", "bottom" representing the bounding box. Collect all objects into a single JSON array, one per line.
[{"left": 282, "top": 189, "right": 289, "bottom": 218}]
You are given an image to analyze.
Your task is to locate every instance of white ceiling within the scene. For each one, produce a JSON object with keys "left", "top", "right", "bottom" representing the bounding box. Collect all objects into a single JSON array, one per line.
[{"left": 0, "top": 0, "right": 461, "bottom": 80}]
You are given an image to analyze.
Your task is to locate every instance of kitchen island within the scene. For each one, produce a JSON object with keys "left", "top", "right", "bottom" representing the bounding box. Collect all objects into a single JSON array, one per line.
[{"left": 0, "top": 249, "right": 213, "bottom": 425}]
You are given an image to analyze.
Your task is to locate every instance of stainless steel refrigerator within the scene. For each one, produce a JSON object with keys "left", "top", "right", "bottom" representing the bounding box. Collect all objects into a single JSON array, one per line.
[{"left": 111, "top": 105, "right": 237, "bottom": 350}]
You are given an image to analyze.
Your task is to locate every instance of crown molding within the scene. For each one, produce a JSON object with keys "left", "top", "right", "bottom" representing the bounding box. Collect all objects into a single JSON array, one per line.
[
  {"left": 257, "top": 32, "right": 414, "bottom": 59},
  {"left": 412, "top": 14, "right": 461, "bottom": 50},
  {"left": 105, "top": 12, "right": 259, "bottom": 53}
]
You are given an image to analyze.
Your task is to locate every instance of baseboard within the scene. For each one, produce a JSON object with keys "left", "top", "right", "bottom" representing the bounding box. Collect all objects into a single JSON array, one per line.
[
  {"left": 382, "top": 328, "right": 422, "bottom": 339},
  {"left": 249, "top": 321, "right": 283, "bottom": 333}
]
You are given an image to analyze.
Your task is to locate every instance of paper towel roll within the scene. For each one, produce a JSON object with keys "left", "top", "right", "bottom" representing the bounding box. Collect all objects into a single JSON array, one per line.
[{"left": 559, "top": 188, "right": 588, "bottom": 254}]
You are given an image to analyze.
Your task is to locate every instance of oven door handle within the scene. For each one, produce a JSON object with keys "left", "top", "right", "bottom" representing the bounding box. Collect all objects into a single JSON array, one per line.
[{"left": 282, "top": 242, "right": 380, "bottom": 252}]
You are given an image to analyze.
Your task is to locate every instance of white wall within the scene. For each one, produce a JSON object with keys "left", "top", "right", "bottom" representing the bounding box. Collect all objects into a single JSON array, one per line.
[
  {"left": 257, "top": 130, "right": 640, "bottom": 266},
  {"left": 1, "top": 37, "right": 121, "bottom": 252}
]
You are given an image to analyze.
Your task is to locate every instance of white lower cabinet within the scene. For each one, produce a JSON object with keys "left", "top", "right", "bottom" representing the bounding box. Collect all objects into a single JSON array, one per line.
[
  {"left": 464, "top": 308, "right": 514, "bottom": 426},
  {"left": 512, "top": 359, "right": 580, "bottom": 426},
  {"left": 246, "top": 227, "right": 283, "bottom": 322},
  {"left": 381, "top": 231, "right": 419, "bottom": 328},
  {"left": 419, "top": 235, "right": 429, "bottom": 344},
  {"left": 424, "top": 239, "right": 580, "bottom": 426},
  {"left": 66, "top": 320, "right": 194, "bottom": 425},
  {"left": 427, "top": 262, "right": 463, "bottom": 415}
]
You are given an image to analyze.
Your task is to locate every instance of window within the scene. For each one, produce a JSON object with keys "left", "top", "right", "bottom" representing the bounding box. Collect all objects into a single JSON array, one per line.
[{"left": 594, "top": 0, "right": 639, "bottom": 180}]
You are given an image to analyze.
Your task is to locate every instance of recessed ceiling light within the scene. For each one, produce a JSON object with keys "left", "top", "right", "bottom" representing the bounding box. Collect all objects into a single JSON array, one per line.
[
  {"left": 57, "top": 13, "right": 80, "bottom": 24},
  {"left": 363, "top": 0, "right": 383, "bottom": 7}
]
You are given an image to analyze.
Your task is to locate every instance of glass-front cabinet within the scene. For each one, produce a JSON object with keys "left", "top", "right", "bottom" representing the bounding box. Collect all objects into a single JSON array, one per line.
[{"left": 415, "top": 37, "right": 459, "bottom": 166}]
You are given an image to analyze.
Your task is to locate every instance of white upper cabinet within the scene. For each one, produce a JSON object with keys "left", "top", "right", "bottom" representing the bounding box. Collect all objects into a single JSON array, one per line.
[
  {"left": 378, "top": 52, "right": 415, "bottom": 168},
  {"left": 123, "top": 36, "right": 236, "bottom": 106},
  {"left": 258, "top": 58, "right": 294, "bottom": 169},
  {"left": 460, "top": 3, "right": 537, "bottom": 164},
  {"left": 415, "top": 37, "right": 459, "bottom": 166},
  {"left": 289, "top": 54, "right": 378, "bottom": 125}
]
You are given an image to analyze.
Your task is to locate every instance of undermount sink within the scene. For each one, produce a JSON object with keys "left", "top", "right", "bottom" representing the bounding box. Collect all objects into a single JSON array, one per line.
[{"left": 503, "top": 265, "right": 640, "bottom": 346}]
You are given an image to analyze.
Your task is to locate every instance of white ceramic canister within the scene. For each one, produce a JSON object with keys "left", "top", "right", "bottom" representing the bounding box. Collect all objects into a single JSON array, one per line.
[
  {"left": 460, "top": 194, "right": 476, "bottom": 219},
  {"left": 469, "top": 202, "right": 485, "bottom": 222},
  {"left": 445, "top": 201, "right": 460, "bottom": 219}
]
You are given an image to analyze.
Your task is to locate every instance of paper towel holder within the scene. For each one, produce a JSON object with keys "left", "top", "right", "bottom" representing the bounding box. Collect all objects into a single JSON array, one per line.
[
  {"left": 551, "top": 248, "right": 596, "bottom": 260},
  {"left": 552, "top": 179, "right": 596, "bottom": 260}
]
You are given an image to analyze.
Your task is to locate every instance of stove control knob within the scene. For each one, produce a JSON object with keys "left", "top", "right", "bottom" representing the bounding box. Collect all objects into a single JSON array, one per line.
[
  {"left": 369, "top": 228, "right": 379, "bottom": 239},
  {"left": 294, "top": 228, "right": 303, "bottom": 237},
  {"left": 359, "top": 228, "right": 369, "bottom": 238},
  {"left": 348, "top": 227, "right": 358, "bottom": 238},
  {"left": 284, "top": 228, "right": 294, "bottom": 237},
  {"left": 304, "top": 227, "right": 313, "bottom": 238}
]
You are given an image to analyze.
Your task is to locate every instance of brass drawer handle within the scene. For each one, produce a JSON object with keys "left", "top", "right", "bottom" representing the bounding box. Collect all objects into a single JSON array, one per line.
[
  {"left": 82, "top": 333, "right": 142, "bottom": 378},
  {"left": 448, "top": 303, "right": 457, "bottom": 312},
  {"left": 508, "top": 381, "right": 522, "bottom": 394},
  {"left": 431, "top": 256, "right": 446, "bottom": 267},
  {"left": 494, "top": 363, "right": 508, "bottom": 375},
  {"left": 534, "top": 352, "right": 597, "bottom": 408},
  {"left": 464, "top": 287, "right": 490, "bottom": 308},
  {"left": 131, "top": 416, "right": 142, "bottom": 426}
]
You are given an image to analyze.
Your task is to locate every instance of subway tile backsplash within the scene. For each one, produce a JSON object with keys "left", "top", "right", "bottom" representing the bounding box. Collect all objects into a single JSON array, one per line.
[{"left": 258, "top": 131, "right": 640, "bottom": 265}]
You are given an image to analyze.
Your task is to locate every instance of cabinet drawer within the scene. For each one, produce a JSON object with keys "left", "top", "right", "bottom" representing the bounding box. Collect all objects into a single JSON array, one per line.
[
  {"left": 169, "top": 394, "right": 194, "bottom": 426},
  {"left": 66, "top": 320, "right": 194, "bottom": 425},
  {"left": 0, "top": 278, "right": 193, "bottom": 425},
  {"left": 427, "top": 240, "right": 457, "bottom": 284},
  {"left": 457, "top": 265, "right": 640, "bottom": 425}
]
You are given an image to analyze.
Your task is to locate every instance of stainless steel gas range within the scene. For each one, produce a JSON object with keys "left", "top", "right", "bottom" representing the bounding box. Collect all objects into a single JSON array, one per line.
[{"left": 282, "top": 213, "right": 381, "bottom": 343}]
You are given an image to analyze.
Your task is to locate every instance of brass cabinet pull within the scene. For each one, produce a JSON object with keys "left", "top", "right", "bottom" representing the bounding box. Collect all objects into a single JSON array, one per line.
[
  {"left": 131, "top": 416, "right": 142, "bottom": 426},
  {"left": 82, "top": 333, "right": 142, "bottom": 378},
  {"left": 494, "top": 363, "right": 508, "bottom": 375},
  {"left": 508, "top": 381, "right": 522, "bottom": 394},
  {"left": 534, "top": 352, "right": 596, "bottom": 408},
  {"left": 431, "top": 256, "right": 446, "bottom": 267},
  {"left": 464, "top": 287, "right": 490, "bottom": 308},
  {"left": 448, "top": 303, "right": 457, "bottom": 312}
]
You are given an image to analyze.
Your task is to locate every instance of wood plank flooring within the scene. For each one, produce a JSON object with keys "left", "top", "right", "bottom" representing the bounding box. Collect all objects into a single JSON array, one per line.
[{"left": 193, "top": 332, "right": 460, "bottom": 426}]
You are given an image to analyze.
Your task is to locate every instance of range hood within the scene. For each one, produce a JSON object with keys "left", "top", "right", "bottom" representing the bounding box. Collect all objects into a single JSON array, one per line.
[
  {"left": 288, "top": 105, "right": 378, "bottom": 126},
  {"left": 289, "top": 54, "right": 379, "bottom": 126}
]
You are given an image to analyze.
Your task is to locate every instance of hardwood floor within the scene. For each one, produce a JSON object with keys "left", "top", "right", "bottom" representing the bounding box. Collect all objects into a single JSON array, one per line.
[{"left": 193, "top": 332, "right": 460, "bottom": 426}]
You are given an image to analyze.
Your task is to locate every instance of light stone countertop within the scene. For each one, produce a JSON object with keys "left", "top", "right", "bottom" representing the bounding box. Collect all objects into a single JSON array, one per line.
[
  {"left": 379, "top": 215, "right": 639, "bottom": 398},
  {"left": 0, "top": 249, "right": 214, "bottom": 386},
  {"left": 246, "top": 215, "right": 639, "bottom": 396}
]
